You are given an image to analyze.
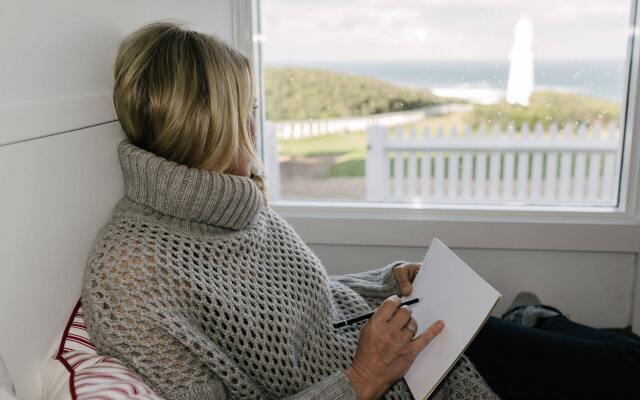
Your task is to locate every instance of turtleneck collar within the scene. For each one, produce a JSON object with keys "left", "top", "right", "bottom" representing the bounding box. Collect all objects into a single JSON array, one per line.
[{"left": 117, "top": 139, "right": 266, "bottom": 230}]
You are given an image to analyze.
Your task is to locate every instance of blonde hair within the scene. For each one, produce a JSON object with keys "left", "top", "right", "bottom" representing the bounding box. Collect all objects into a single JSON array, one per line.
[{"left": 113, "top": 21, "right": 265, "bottom": 191}]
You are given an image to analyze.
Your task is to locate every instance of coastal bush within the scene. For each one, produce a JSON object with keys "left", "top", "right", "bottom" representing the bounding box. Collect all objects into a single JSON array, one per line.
[
  {"left": 467, "top": 91, "right": 620, "bottom": 130},
  {"left": 265, "top": 67, "right": 443, "bottom": 120}
]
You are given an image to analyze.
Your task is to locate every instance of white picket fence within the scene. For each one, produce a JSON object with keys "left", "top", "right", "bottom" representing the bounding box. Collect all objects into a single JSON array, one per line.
[
  {"left": 272, "top": 104, "right": 471, "bottom": 140},
  {"left": 263, "top": 122, "right": 281, "bottom": 201},
  {"left": 365, "top": 121, "right": 620, "bottom": 205}
]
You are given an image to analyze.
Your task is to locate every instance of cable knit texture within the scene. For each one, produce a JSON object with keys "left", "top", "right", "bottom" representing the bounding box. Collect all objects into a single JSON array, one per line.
[{"left": 81, "top": 139, "right": 499, "bottom": 400}]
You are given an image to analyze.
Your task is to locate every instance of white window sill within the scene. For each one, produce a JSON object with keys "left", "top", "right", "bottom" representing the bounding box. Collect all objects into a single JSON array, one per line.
[{"left": 272, "top": 200, "right": 640, "bottom": 253}]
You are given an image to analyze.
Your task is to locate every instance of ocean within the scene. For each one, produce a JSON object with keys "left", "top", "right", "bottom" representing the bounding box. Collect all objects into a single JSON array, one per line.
[{"left": 268, "top": 60, "right": 628, "bottom": 103}]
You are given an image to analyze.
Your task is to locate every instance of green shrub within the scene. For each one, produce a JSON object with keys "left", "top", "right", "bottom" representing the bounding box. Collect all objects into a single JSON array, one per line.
[
  {"left": 265, "top": 67, "right": 444, "bottom": 121},
  {"left": 467, "top": 91, "right": 620, "bottom": 130}
]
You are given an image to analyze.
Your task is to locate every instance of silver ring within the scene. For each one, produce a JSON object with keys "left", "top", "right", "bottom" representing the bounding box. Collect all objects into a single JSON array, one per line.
[{"left": 405, "top": 320, "right": 417, "bottom": 335}]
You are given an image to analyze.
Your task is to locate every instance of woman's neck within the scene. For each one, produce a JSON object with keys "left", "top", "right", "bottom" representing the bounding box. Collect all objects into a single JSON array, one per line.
[{"left": 118, "top": 139, "right": 265, "bottom": 230}]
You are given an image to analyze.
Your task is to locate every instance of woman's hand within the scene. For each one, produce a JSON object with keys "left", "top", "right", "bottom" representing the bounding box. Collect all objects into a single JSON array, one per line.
[
  {"left": 392, "top": 262, "right": 421, "bottom": 296},
  {"left": 345, "top": 295, "right": 444, "bottom": 400}
]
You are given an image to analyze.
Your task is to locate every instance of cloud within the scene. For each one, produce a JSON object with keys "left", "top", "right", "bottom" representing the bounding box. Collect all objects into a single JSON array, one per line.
[{"left": 262, "top": 0, "right": 631, "bottom": 62}]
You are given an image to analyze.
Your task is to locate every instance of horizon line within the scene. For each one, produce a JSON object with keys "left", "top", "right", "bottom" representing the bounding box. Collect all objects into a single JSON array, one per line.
[{"left": 265, "top": 58, "right": 626, "bottom": 64}]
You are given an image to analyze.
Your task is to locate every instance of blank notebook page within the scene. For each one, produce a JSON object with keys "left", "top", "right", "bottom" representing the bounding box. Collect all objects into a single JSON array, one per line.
[{"left": 403, "top": 238, "right": 501, "bottom": 400}]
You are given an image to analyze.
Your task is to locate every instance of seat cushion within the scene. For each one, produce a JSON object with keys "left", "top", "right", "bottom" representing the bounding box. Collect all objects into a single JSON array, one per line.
[{"left": 41, "top": 300, "right": 162, "bottom": 400}]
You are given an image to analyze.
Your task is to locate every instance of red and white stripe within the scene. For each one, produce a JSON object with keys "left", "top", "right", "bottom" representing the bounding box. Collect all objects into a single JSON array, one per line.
[
  {"left": 57, "top": 302, "right": 96, "bottom": 355},
  {"left": 50, "top": 300, "right": 161, "bottom": 400}
]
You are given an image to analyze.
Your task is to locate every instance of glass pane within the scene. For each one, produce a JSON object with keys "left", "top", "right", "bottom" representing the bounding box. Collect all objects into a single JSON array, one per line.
[{"left": 260, "top": 0, "right": 633, "bottom": 206}]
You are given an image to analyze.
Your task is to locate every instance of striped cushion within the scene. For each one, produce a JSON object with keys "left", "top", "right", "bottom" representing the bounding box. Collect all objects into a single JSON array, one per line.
[
  {"left": 57, "top": 301, "right": 96, "bottom": 355},
  {"left": 42, "top": 300, "right": 162, "bottom": 400}
]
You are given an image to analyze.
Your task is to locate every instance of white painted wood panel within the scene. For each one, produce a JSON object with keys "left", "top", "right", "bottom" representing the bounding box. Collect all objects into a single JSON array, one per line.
[
  {"left": 0, "top": 124, "right": 124, "bottom": 400},
  {"left": 0, "top": 95, "right": 116, "bottom": 147},
  {"left": 310, "top": 244, "right": 635, "bottom": 328},
  {"left": 0, "top": 0, "right": 233, "bottom": 145},
  {"left": 0, "top": 2, "right": 237, "bottom": 397}
]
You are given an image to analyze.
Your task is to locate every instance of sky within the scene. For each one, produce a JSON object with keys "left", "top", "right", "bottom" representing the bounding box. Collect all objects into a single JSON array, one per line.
[{"left": 261, "top": 0, "right": 633, "bottom": 63}]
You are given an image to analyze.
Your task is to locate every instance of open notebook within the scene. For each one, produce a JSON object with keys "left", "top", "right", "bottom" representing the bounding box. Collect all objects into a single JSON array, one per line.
[{"left": 403, "top": 238, "right": 501, "bottom": 400}]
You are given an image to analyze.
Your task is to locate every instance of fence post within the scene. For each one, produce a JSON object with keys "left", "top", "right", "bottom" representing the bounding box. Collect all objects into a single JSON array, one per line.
[
  {"left": 447, "top": 126, "right": 460, "bottom": 200},
  {"left": 263, "top": 122, "right": 281, "bottom": 201},
  {"left": 488, "top": 124, "right": 502, "bottom": 200},
  {"left": 573, "top": 123, "right": 588, "bottom": 200},
  {"left": 544, "top": 123, "right": 559, "bottom": 201},
  {"left": 558, "top": 123, "right": 573, "bottom": 201},
  {"left": 366, "top": 125, "right": 388, "bottom": 201},
  {"left": 586, "top": 121, "right": 603, "bottom": 201},
  {"left": 530, "top": 123, "right": 544, "bottom": 201},
  {"left": 503, "top": 126, "right": 514, "bottom": 200},
  {"left": 420, "top": 126, "right": 433, "bottom": 201},
  {"left": 434, "top": 126, "right": 445, "bottom": 199},
  {"left": 461, "top": 126, "right": 473, "bottom": 200},
  {"left": 407, "top": 128, "right": 418, "bottom": 198},
  {"left": 601, "top": 121, "right": 618, "bottom": 203}
]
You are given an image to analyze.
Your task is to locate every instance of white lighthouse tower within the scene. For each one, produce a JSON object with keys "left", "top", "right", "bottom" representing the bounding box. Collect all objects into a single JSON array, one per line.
[{"left": 506, "top": 16, "right": 534, "bottom": 106}]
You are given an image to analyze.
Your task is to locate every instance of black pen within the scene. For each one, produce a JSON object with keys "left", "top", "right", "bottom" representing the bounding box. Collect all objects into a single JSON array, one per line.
[{"left": 333, "top": 297, "right": 421, "bottom": 329}]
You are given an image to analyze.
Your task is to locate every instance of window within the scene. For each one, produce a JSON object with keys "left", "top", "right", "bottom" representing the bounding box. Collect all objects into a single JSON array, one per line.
[{"left": 256, "top": 0, "right": 637, "bottom": 209}]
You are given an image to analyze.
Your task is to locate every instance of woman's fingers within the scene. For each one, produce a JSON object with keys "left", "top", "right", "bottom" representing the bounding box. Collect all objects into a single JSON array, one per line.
[
  {"left": 389, "top": 305, "right": 413, "bottom": 331},
  {"left": 393, "top": 266, "right": 413, "bottom": 296},
  {"left": 400, "top": 317, "right": 419, "bottom": 342},
  {"left": 393, "top": 262, "right": 422, "bottom": 296},
  {"left": 409, "top": 263, "right": 421, "bottom": 282},
  {"left": 408, "top": 320, "right": 445, "bottom": 354},
  {"left": 371, "top": 295, "right": 401, "bottom": 323}
]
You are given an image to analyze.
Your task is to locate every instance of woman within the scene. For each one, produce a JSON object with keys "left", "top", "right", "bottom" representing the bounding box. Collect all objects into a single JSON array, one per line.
[{"left": 82, "top": 22, "right": 639, "bottom": 400}]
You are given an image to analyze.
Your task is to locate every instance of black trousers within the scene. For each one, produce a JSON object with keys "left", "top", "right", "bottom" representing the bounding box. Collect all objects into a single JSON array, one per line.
[{"left": 465, "top": 315, "right": 640, "bottom": 400}]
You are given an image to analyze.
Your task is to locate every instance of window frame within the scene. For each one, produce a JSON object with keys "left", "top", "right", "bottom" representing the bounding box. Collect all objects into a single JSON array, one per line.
[{"left": 233, "top": 0, "right": 640, "bottom": 251}]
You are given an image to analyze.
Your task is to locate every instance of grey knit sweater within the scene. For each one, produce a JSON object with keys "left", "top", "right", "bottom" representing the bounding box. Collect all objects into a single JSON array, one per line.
[{"left": 81, "top": 140, "right": 498, "bottom": 400}]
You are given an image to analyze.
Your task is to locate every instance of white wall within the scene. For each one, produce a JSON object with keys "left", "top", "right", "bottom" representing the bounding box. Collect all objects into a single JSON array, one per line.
[
  {"left": 0, "top": 0, "right": 231, "bottom": 106},
  {"left": 0, "top": 2, "right": 234, "bottom": 399},
  {"left": 276, "top": 212, "right": 640, "bottom": 331},
  {"left": 307, "top": 244, "right": 636, "bottom": 328},
  {"left": 0, "top": 0, "right": 233, "bottom": 146}
]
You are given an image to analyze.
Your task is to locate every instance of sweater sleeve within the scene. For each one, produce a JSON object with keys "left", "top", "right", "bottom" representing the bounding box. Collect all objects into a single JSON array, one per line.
[
  {"left": 149, "top": 312, "right": 358, "bottom": 400},
  {"left": 175, "top": 372, "right": 356, "bottom": 400},
  {"left": 329, "top": 261, "right": 405, "bottom": 309},
  {"left": 98, "top": 312, "right": 357, "bottom": 400},
  {"left": 282, "top": 371, "right": 356, "bottom": 399}
]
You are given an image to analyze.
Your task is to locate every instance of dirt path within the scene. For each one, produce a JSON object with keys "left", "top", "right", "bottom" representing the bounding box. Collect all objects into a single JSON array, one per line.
[{"left": 279, "top": 157, "right": 365, "bottom": 200}]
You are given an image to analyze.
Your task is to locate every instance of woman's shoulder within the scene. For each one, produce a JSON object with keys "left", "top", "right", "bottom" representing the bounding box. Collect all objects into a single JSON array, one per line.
[
  {"left": 82, "top": 200, "right": 171, "bottom": 305},
  {"left": 258, "top": 206, "right": 299, "bottom": 232},
  {"left": 82, "top": 201, "right": 298, "bottom": 284},
  {"left": 260, "top": 206, "right": 308, "bottom": 241}
]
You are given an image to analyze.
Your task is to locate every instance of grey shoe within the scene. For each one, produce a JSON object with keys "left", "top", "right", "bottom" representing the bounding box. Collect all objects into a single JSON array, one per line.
[
  {"left": 502, "top": 291, "right": 561, "bottom": 327},
  {"left": 508, "top": 291, "right": 542, "bottom": 311}
]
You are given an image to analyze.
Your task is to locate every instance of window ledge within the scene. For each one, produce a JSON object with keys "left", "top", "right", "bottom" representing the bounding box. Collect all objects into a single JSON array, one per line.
[{"left": 272, "top": 200, "right": 640, "bottom": 253}]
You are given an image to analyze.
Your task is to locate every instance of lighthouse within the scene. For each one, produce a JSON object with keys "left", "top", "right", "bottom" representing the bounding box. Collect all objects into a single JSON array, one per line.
[{"left": 506, "top": 16, "right": 534, "bottom": 106}]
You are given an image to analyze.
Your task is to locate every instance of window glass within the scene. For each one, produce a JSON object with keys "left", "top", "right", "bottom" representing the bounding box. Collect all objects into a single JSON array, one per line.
[{"left": 260, "top": 0, "right": 634, "bottom": 206}]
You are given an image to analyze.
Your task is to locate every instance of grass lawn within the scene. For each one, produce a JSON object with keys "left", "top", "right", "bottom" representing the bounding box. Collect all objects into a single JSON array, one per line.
[
  {"left": 279, "top": 131, "right": 366, "bottom": 159},
  {"left": 279, "top": 132, "right": 366, "bottom": 177},
  {"left": 278, "top": 113, "right": 468, "bottom": 178}
]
